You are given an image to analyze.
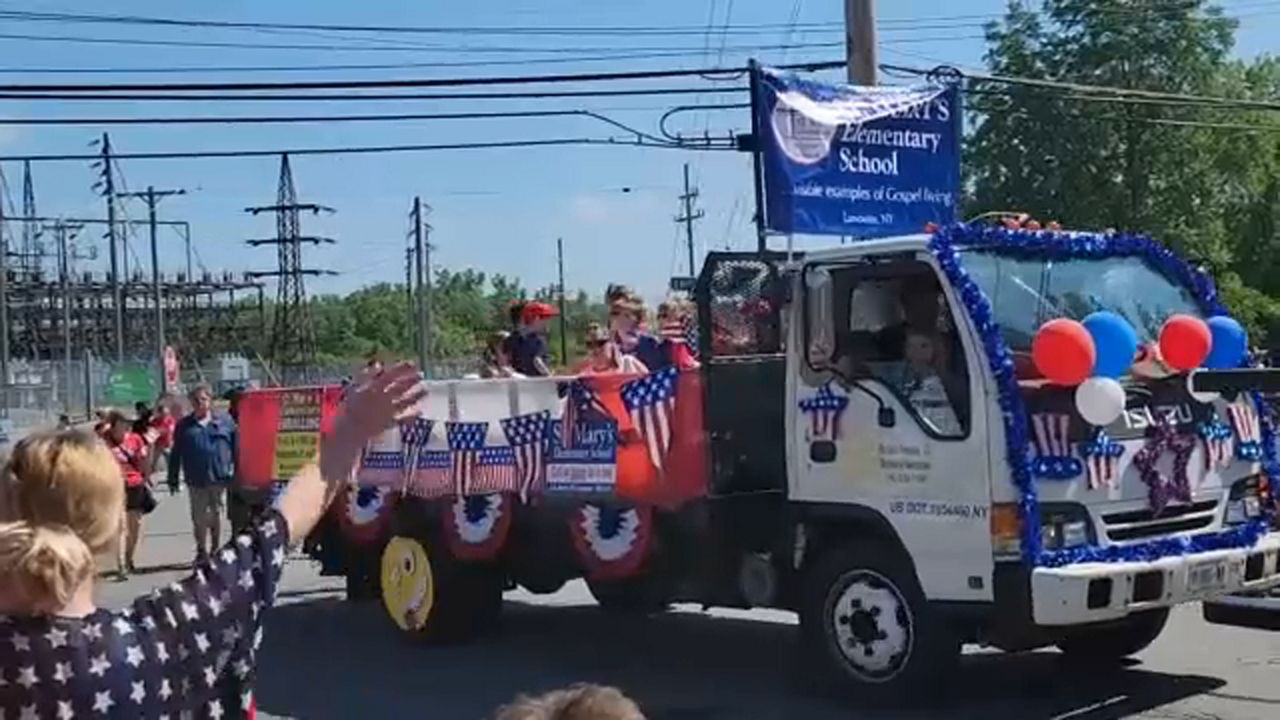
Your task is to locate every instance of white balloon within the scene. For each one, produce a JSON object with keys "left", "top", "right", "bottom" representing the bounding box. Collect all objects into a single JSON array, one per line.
[
  {"left": 1185, "top": 371, "right": 1220, "bottom": 405},
  {"left": 1075, "top": 377, "right": 1127, "bottom": 427}
]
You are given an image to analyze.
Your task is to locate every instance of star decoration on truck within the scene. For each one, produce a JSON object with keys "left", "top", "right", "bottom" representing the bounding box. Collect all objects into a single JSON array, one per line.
[
  {"left": 799, "top": 382, "right": 850, "bottom": 442},
  {"left": 1132, "top": 421, "right": 1198, "bottom": 513}
]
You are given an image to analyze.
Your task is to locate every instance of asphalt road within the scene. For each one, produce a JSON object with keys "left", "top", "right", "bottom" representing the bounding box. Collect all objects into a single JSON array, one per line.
[{"left": 99, "top": 493, "right": 1280, "bottom": 720}]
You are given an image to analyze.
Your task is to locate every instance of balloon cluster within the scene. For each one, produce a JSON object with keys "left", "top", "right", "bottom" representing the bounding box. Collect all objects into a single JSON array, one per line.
[{"left": 1031, "top": 311, "right": 1248, "bottom": 427}]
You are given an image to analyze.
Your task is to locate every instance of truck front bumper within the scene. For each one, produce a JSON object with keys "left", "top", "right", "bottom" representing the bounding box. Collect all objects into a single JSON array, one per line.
[{"left": 1030, "top": 532, "right": 1280, "bottom": 626}]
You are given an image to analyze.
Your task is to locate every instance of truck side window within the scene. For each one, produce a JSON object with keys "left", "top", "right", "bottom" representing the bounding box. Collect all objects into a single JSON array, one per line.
[{"left": 827, "top": 261, "right": 971, "bottom": 438}]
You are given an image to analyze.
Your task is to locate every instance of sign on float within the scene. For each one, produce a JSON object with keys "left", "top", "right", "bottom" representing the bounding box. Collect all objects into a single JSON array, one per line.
[{"left": 754, "top": 66, "right": 961, "bottom": 238}]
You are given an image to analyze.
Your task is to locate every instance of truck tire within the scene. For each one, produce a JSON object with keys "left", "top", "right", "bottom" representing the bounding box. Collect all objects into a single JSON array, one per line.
[
  {"left": 379, "top": 531, "right": 504, "bottom": 644},
  {"left": 587, "top": 574, "right": 670, "bottom": 614},
  {"left": 1055, "top": 608, "right": 1169, "bottom": 663},
  {"left": 343, "top": 543, "right": 383, "bottom": 603},
  {"left": 800, "top": 543, "right": 959, "bottom": 700}
]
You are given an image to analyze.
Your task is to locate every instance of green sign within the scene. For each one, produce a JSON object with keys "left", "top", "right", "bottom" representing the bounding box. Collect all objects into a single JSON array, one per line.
[{"left": 103, "top": 366, "right": 158, "bottom": 406}]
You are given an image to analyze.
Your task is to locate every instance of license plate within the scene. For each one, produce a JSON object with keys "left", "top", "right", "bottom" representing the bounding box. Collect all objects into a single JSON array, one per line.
[{"left": 1188, "top": 560, "right": 1228, "bottom": 594}]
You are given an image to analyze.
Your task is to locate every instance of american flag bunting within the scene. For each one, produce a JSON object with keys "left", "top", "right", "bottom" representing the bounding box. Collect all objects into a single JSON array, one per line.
[
  {"left": 501, "top": 411, "right": 551, "bottom": 500},
  {"left": 446, "top": 422, "right": 489, "bottom": 496}
]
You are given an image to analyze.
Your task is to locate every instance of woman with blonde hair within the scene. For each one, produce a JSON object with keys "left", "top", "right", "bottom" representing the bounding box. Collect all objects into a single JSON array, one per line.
[
  {"left": 0, "top": 363, "right": 425, "bottom": 719},
  {"left": 575, "top": 323, "right": 648, "bottom": 376}
]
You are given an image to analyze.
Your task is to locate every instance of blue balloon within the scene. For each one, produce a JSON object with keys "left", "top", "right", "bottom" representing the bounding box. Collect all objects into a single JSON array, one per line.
[
  {"left": 1082, "top": 311, "right": 1138, "bottom": 378},
  {"left": 1204, "top": 315, "right": 1248, "bottom": 369}
]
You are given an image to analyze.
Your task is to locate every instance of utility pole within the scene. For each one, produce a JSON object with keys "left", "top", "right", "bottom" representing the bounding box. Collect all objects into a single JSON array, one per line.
[
  {"left": 47, "top": 220, "right": 83, "bottom": 408},
  {"left": 674, "top": 163, "right": 704, "bottom": 278},
  {"left": 404, "top": 245, "right": 416, "bottom": 354},
  {"left": 117, "top": 185, "right": 185, "bottom": 393},
  {"left": 179, "top": 223, "right": 193, "bottom": 280},
  {"left": 846, "top": 0, "right": 877, "bottom": 85},
  {"left": 0, "top": 186, "right": 8, "bottom": 410},
  {"left": 411, "top": 197, "right": 430, "bottom": 372},
  {"left": 556, "top": 237, "right": 567, "bottom": 366},
  {"left": 99, "top": 133, "right": 125, "bottom": 361}
]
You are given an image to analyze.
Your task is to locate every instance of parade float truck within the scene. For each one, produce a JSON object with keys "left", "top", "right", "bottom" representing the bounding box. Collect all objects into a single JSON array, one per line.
[{"left": 235, "top": 224, "right": 1280, "bottom": 696}]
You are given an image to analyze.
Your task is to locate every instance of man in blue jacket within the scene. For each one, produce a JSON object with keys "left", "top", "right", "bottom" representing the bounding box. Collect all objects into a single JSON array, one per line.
[{"left": 167, "top": 383, "right": 237, "bottom": 563}]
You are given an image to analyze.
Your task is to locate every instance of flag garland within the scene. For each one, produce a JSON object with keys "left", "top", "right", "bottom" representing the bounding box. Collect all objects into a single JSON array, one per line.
[
  {"left": 501, "top": 411, "right": 551, "bottom": 501},
  {"left": 446, "top": 422, "right": 489, "bottom": 496}
]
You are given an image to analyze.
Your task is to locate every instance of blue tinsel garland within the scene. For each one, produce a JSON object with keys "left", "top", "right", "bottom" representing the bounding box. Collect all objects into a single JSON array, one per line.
[{"left": 929, "top": 223, "right": 1278, "bottom": 567}]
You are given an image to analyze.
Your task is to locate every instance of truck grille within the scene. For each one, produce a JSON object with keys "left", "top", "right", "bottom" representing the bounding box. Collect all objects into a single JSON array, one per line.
[{"left": 1100, "top": 499, "right": 1219, "bottom": 542}]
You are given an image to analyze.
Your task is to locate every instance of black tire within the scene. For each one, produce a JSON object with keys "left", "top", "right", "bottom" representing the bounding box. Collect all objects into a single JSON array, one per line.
[
  {"left": 379, "top": 530, "right": 504, "bottom": 644},
  {"left": 1056, "top": 608, "right": 1169, "bottom": 663},
  {"left": 343, "top": 544, "right": 382, "bottom": 603},
  {"left": 799, "top": 542, "right": 959, "bottom": 700},
  {"left": 587, "top": 574, "right": 671, "bottom": 614}
]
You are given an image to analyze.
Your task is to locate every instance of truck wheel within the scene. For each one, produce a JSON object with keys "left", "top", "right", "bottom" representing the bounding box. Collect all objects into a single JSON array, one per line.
[
  {"left": 800, "top": 543, "right": 958, "bottom": 699},
  {"left": 344, "top": 543, "right": 383, "bottom": 603},
  {"left": 1056, "top": 609, "right": 1169, "bottom": 663},
  {"left": 587, "top": 575, "right": 670, "bottom": 614},
  {"left": 379, "top": 532, "right": 504, "bottom": 644}
]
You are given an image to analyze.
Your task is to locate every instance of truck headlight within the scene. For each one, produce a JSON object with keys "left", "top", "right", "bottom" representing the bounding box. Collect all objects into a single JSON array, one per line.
[
  {"left": 1039, "top": 504, "right": 1094, "bottom": 551},
  {"left": 1226, "top": 475, "right": 1267, "bottom": 525}
]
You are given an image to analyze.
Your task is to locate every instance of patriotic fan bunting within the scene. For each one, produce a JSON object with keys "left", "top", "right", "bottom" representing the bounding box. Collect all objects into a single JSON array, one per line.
[
  {"left": 337, "top": 484, "right": 396, "bottom": 545},
  {"left": 568, "top": 503, "right": 652, "bottom": 580},
  {"left": 501, "top": 411, "right": 551, "bottom": 501},
  {"left": 1029, "top": 413, "right": 1083, "bottom": 480},
  {"left": 446, "top": 422, "right": 489, "bottom": 496},
  {"left": 443, "top": 493, "right": 512, "bottom": 561},
  {"left": 1197, "top": 414, "right": 1234, "bottom": 470},
  {"left": 1077, "top": 429, "right": 1124, "bottom": 490},
  {"left": 621, "top": 367, "right": 679, "bottom": 473},
  {"left": 1228, "top": 400, "right": 1263, "bottom": 461},
  {"left": 799, "top": 382, "right": 849, "bottom": 441}
]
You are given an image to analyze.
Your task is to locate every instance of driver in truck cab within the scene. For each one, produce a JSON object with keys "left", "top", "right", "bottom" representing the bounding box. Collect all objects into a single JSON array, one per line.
[{"left": 880, "top": 328, "right": 962, "bottom": 436}]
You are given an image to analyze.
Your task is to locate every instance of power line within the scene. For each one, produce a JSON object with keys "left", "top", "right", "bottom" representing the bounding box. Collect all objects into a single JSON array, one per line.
[
  {"left": 0, "top": 108, "right": 705, "bottom": 127},
  {"left": 0, "top": 86, "right": 749, "bottom": 102},
  {"left": 0, "top": 59, "right": 843, "bottom": 93},
  {"left": 0, "top": 136, "right": 729, "bottom": 164},
  {"left": 0, "top": 30, "right": 848, "bottom": 58}
]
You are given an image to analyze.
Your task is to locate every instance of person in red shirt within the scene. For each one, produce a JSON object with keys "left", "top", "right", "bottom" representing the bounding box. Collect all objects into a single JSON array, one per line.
[
  {"left": 149, "top": 394, "right": 178, "bottom": 476},
  {"left": 104, "top": 409, "right": 153, "bottom": 577}
]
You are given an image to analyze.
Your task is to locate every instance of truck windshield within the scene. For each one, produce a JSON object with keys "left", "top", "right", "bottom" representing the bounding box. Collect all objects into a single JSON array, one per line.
[{"left": 960, "top": 250, "right": 1203, "bottom": 352}]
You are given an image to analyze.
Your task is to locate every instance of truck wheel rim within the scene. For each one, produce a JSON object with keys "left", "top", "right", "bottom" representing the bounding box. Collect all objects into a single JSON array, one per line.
[
  {"left": 827, "top": 570, "right": 913, "bottom": 682},
  {"left": 381, "top": 536, "right": 435, "bottom": 632}
]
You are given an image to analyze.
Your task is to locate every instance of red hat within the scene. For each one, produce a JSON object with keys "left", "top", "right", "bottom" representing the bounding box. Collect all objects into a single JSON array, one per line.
[{"left": 521, "top": 302, "right": 558, "bottom": 322}]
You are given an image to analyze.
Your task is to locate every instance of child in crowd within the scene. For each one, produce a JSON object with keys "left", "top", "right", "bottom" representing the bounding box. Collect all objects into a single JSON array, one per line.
[
  {"left": 504, "top": 301, "right": 557, "bottom": 376},
  {"left": 575, "top": 323, "right": 648, "bottom": 376}
]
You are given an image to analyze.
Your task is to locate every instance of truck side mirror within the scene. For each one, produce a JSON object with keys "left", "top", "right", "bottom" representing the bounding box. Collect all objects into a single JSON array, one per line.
[{"left": 878, "top": 406, "right": 896, "bottom": 428}]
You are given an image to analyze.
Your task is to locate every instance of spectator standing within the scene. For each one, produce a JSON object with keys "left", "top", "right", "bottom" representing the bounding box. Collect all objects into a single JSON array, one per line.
[
  {"left": 167, "top": 384, "right": 237, "bottom": 564},
  {"left": 103, "top": 409, "right": 154, "bottom": 577},
  {"left": 504, "top": 301, "right": 557, "bottom": 377},
  {"left": 149, "top": 394, "right": 178, "bottom": 476}
]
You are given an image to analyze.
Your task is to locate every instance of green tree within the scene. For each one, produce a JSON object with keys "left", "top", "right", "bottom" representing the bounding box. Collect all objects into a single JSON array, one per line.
[{"left": 966, "top": 0, "right": 1280, "bottom": 341}]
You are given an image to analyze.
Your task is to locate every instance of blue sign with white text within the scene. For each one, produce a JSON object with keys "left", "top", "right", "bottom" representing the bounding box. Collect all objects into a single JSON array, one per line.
[
  {"left": 755, "top": 67, "right": 961, "bottom": 237},
  {"left": 546, "top": 419, "right": 618, "bottom": 493}
]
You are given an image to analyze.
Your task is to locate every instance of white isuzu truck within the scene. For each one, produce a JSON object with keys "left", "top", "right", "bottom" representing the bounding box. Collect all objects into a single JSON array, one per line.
[{"left": 281, "top": 222, "right": 1280, "bottom": 698}]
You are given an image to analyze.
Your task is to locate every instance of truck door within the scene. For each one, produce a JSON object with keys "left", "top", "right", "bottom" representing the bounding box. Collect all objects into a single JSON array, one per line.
[
  {"left": 695, "top": 252, "right": 794, "bottom": 497},
  {"left": 792, "top": 252, "right": 994, "bottom": 602}
]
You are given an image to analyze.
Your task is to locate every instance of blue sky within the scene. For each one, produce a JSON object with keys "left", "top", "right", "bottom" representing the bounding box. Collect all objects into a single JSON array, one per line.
[{"left": 0, "top": 0, "right": 1276, "bottom": 303}]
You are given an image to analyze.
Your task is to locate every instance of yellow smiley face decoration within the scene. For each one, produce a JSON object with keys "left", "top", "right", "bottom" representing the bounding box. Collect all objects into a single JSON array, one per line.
[{"left": 381, "top": 535, "right": 435, "bottom": 632}]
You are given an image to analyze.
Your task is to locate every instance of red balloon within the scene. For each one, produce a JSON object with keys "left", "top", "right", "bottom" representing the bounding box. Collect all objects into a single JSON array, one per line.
[
  {"left": 1158, "top": 314, "right": 1211, "bottom": 371},
  {"left": 1032, "top": 319, "right": 1096, "bottom": 385}
]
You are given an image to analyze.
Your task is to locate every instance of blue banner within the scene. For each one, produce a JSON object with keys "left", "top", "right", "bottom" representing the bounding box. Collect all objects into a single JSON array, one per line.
[
  {"left": 755, "top": 67, "right": 961, "bottom": 237},
  {"left": 546, "top": 419, "right": 618, "bottom": 493}
]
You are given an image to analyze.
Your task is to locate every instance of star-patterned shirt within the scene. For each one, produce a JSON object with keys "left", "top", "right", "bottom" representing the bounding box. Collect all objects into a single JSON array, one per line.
[{"left": 0, "top": 510, "right": 288, "bottom": 719}]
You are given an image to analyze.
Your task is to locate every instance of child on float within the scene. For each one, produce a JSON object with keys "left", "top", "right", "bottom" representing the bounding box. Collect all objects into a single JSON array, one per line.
[
  {"left": 608, "top": 294, "right": 671, "bottom": 372},
  {"left": 575, "top": 323, "right": 648, "bottom": 376}
]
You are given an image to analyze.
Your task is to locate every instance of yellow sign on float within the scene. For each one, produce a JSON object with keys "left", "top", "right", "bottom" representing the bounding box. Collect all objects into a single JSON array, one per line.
[
  {"left": 272, "top": 389, "right": 323, "bottom": 479},
  {"left": 381, "top": 536, "right": 435, "bottom": 632}
]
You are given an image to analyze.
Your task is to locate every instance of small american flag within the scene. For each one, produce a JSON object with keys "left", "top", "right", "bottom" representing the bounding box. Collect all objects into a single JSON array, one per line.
[
  {"left": 561, "top": 379, "right": 611, "bottom": 450},
  {"left": 447, "top": 422, "right": 489, "bottom": 496},
  {"left": 501, "top": 411, "right": 551, "bottom": 500},
  {"left": 471, "top": 446, "right": 519, "bottom": 495},
  {"left": 1228, "top": 400, "right": 1263, "bottom": 461},
  {"left": 1079, "top": 429, "right": 1123, "bottom": 490},
  {"left": 408, "top": 450, "right": 452, "bottom": 499},
  {"left": 1198, "top": 416, "right": 1234, "bottom": 470},
  {"left": 621, "top": 367, "right": 679, "bottom": 473},
  {"left": 682, "top": 314, "right": 699, "bottom": 358},
  {"left": 799, "top": 383, "right": 849, "bottom": 441}
]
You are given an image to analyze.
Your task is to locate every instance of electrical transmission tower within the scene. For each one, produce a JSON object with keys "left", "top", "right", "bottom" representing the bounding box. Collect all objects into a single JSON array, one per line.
[
  {"left": 21, "top": 160, "right": 37, "bottom": 276},
  {"left": 245, "top": 154, "right": 335, "bottom": 384}
]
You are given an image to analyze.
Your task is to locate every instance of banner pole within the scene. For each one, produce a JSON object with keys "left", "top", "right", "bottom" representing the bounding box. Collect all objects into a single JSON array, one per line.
[{"left": 747, "top": 59, "right": 768, "bottom": 255}]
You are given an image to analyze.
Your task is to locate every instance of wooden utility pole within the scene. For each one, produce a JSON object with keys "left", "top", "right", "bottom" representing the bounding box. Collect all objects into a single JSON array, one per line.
[
  {"left": 100, "top": 133, "right": 125, "bottom": 361},
  {"left": 118, "top": 186, "right": 185, "bottom": 393},
  {"left": 846, "top": 0, "right": 877, "bottom": 85},
  {"left": 411, "top": 197, "right": 432, "bottom": 375},
  {"left": 675, "top": 163, "right": 704, "bottom": 278},
  {"left": 404, "top": 245, "right": 416, "bottom": 354},
  {"left": 556, "top": 237, "right": 568, "bottom": 367}
]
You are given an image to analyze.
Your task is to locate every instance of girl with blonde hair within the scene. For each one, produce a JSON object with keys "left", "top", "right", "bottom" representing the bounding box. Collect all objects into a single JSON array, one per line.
[{"left": 0, "top": 363, "right": 425, "bottom": 718}]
